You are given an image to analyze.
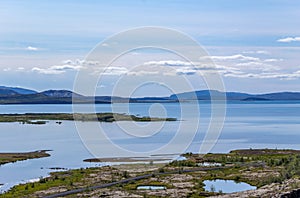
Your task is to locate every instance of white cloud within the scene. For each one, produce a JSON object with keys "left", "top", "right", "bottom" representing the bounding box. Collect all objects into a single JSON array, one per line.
[
  {"left": 62, "top": 59, "right": 91, "bottom": 65},
  {"left": 243, "top": 50, "right": 270, "bottom": 55},
  {"left": 101, "top": 43, "right": 109, "bottom": 47},
  {"left": 30, "top": 59, "right": 102, "bottom": 75},
  {"left": 26, "top": 46, "right": 38, "bottom": 51},
  {"left": 236, "top": 61, "right": 280, "bottom": 71},
  {"left": 264, "top": 58, "right": 283, "bottom": 62},
  {"left": 132, "top": 50, "right": 297, "bottom": 80},
  {"left": 203, "top": 54, "right": 260, "bottom": 61},
  {"left": 224, "top": 70, "right": 300, "bottom": 80},
  {"left": 277, "top": 37, "right": 300, "bottom": 43},
  {"left": 17, "top": 67, "right": 25, "bottom": 70},
  {"left": 62, "top": 60, "right": 73, "bottom": 64},
  {"left": 29, "top": 56, "right": 300, "bottom": 81},
  {"left": 32, "top": 62, "right": 83, "bottom": 75},
  {"left": 3, "top": 68, "right": 11, "bottom": 72},
  {"left": 101, "top": 67, "right": 128, "bottom": 75},
  {"left": 50, "top": 65, "right": 82, "bottom": 71},
  {"left": 176, "top": 67, "right": 197, "bottom": 75},
  {"left": 32, "top": 67, "right": 64, "bottom": 74},
  {"left": 197, "top": 52, "right": 300, "bottom": 80},
  {"left": 127, "top": 70, "right": 160, "bottom": 76},
  {"left": 137, "top": 58, "right": 286, "bottom": 77},
  {"left": 144, "top": 60, "right": 193, "bottom": 67},
  {"left": 143, "top": 60, "right": 220, "bottom": 71},
  {"left": 256, "top": 50, "right": 270, "bottom": 54}
]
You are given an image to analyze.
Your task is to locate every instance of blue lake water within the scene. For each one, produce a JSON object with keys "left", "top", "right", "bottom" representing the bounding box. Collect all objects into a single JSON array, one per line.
[
  {"left": 203, "top": 179, "right": 256, "bottom": 193},
  {"left": 0, "top": 101, "right": 300, "bottom": 192}
]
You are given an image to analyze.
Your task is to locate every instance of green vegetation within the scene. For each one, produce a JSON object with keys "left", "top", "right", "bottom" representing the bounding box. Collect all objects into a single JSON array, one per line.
[
  {"left": 0, "top": 113, "right": 177, "bottom": 124},
  {"left": 0, "top": 150, "right": 50, "bottom": 165},
  {"left": 2, "top": 149, "right": 300, "bottom": 197},
  {"left": 172, "top": 149, "right": 300, "bottom": 187}
]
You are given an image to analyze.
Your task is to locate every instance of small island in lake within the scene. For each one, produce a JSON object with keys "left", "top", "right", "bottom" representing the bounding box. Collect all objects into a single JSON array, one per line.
[
  {"left": 0, "top": 113, "right": 177, "bottom": 124},
  {"left": 0, "top": 150, "right": 50, "bottom": 165}
]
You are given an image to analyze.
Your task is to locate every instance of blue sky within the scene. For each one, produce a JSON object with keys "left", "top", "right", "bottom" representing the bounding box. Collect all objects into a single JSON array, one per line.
[{"left": 1, "top": 0, "right": 300, "bottom": 96}]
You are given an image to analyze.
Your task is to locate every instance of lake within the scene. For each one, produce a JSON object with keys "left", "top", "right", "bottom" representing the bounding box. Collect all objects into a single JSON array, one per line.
[
  {"left": 0, "top": 101, "right": 300, "bottom": 192},
  {"left": 203, "top": 179, "right": 256, "bottom": 193}
]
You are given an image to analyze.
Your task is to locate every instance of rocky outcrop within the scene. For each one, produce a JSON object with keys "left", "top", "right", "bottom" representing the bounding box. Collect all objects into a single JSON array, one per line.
[
  {"left": 281, "top": 189, "right": 300, "bottom": 198},
  {"left": 211, "top": 178, "right": 300, "bottom": 198}
]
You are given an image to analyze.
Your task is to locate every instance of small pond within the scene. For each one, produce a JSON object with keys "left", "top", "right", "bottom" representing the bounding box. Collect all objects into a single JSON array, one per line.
[
  {"left": 197, "top": 162, "right": 222, "bottom": 167},
  {"left": 137, "top": 185, "right": 166, "bottom": 190},
  {"left": 203, "top": 179, "right": 256, "bottom": 193}
]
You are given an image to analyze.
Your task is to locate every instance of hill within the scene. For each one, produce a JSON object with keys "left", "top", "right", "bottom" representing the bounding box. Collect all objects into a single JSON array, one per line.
[
  {"left": 0, "top": 86, "right": 37, "bottom": 96},
  {"left": 0, "top": 86, "right": 300, "bottom": 104},
  {"left": 170, "top": 90, "right": 300, "bottom": 101}
]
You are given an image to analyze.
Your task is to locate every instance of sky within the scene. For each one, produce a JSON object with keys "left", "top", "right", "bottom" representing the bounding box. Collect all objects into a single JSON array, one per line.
[{"left": 1, "top": 0, "right": 300, "bottom": 96}]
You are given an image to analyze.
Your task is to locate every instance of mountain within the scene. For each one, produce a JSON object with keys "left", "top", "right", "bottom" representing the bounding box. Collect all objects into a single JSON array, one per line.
[
  {"left": 0, "top": 88, "right": 18, "bottom": 96},
  {"left": 0, "top": 88, "right": 106, "bottom": 104},
  {"left": 0, "top": 86, "right": 37, "bottom": 96},
  {"left": 0, "top": 86, "right": 300, "bottom": 104},
  {"left": 254, "top": 92, "right": 300, "bottom": 100},
  {"left": 170, "top": 90, "right": 251, "bottom": 100},
  {"left": 170, "top": 90, "right": 300, "bottom": 101},
  {"left": 41, "top": 90, "right": 82, "bottom": 98}
]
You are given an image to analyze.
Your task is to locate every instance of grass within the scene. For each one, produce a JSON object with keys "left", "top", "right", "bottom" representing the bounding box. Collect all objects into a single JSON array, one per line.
[
  {"left": 175, "top": 149, "right": 300, "bottom": 188},
  {"left": 0, "top": 166, "right": 119, "bottom": 198}
]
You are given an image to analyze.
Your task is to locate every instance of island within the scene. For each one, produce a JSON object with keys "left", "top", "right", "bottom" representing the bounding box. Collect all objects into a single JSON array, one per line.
[
  {"left": 0, "top": 113, "right": 177, "bottom": 124},
  {"left": 0, "top": 150, "right": 50, "bottom": 166}
]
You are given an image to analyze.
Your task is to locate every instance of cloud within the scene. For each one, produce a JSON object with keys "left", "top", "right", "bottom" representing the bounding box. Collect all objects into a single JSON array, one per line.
[
  {"left": 135, "top": 58, "right": 285, "bottom": 77},
  {"left": 203, "top": 54, "right": 260, "bottom": 61},
  {"left": 176, "top": 67, "right": 197, "bottom": 75},
  {"left": 139, "top": 55, "right": 300, "bottom": 80},
  {"left": 29, "top": 56, "right": 300, "bottom": 81},
  {"left": 131, "top": 60, "right": 222, "bottom": 76},
  {"left": 32, "top": 61, "right": 83, "bottom": 75},
  {"left": 224, "top": 71, "right": 300, "bottom": 80},
  {"left": 101, "top": 66, "right": 128, "bottom": 75},
  {"left": 264, "top": 58, "right": 283, "bottom": 62},
  {"left": 32, "top": 67, "right": 64, "bottom": 74},
  {"left": 143, "top": 60, "right": 219, "bottom": 70},
  {"left": 277, "top": 37, "right": 300, "bottom": 43},
  {"left": 17, "top": 67, "right": 25, "bottom": 70},
  {"left": 32, "top": 59, "right": 130, "bottom": 76},
  {"left": 243, "top": 50, "right": 270, "bottom": 55},
  {"left": 3, "top": 68, "right": 11, "bottom": 72},
  {"left": 197, "top": 52, "right": 300, "bottom": 80},
  {"left": 236, "top": 61, "right": 280, "bottom": 71},
  {"left": 62, "top": 59, "right": 93, "bottom": 65},
  {"left": 101, "top": 43, "right": 109, "bottom": 47},
  {"left": 51, "top": 65, "right": 82, "bottom": 71},
  {"left": 144, "top": 60, "right": 193, "bottom": 67},
  {"left": 31, "top": 59, "right": 103, "bottom": 75},
  {"left": 26, "top": 46, "right": 39, "bottom": 51}
]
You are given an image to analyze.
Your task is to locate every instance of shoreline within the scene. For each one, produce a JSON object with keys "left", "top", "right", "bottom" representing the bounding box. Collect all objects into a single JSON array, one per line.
[
  {"left": 0, "top": 150, "right": 51, "bottom": 166},
  {"left": 2, "top": 148, "right": 300, "bottom": 197}
]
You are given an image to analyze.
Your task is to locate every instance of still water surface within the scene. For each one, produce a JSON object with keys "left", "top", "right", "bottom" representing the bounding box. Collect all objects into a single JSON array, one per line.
[
  {"left": 0, "top": 101, "right": 299, "bottom": 192},
  {"left": 203, "top": 179, "right": 256, "bottom": 193}
]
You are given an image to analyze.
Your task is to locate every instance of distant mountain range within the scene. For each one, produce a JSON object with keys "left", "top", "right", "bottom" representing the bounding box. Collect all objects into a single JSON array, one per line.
[
  {"left": 170, "top": 90, "right": 300, "bottom": 101},
  {"left": 0, "top": 86, "right": 37, "bottom": 95},
  {"left": 0, "top": 86, "right": 300, "bottom": 104}
]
